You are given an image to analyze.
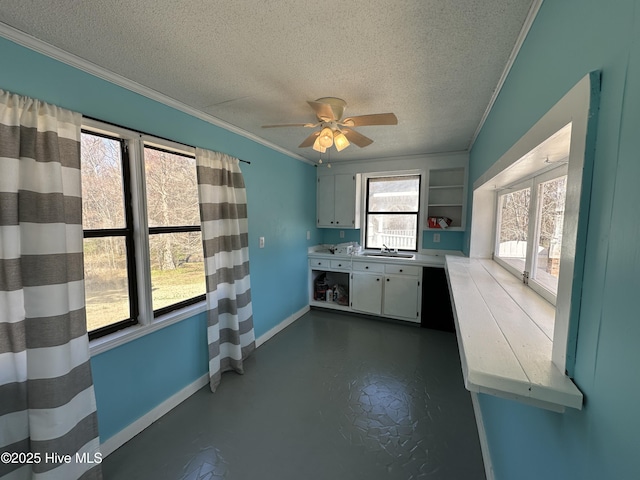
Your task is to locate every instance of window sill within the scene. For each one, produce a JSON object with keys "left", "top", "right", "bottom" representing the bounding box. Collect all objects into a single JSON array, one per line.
[
  {"left": 89, "top": 300, "right": 207, "bottom": 356},
  {"left": 445, "top": 256, "right": 582, "bottom": 412}
]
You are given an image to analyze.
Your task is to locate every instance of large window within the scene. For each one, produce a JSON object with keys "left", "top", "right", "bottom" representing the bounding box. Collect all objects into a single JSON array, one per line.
[
  {"left": 144, "top": 146, "right": 205, "bottom": 315},
  {"left": 494, "top": 165, "right": 568, "bottom": 303},
  {"left": 471, "top": 74, "right": 600, "bottom": 376},
  {"left": 81, "top": 122, "right": 205, "bottom": 340},
  {"left": 365, "top": 175, "right": 421, "bottom": 251},
  {"left": 81, "top": 131, "right": 138, "bottom": 337}
]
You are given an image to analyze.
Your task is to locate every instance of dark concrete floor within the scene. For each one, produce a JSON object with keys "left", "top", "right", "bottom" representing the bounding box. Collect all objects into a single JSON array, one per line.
[{"left": 102, "top": 309, "right": 485, "bottom": 479}]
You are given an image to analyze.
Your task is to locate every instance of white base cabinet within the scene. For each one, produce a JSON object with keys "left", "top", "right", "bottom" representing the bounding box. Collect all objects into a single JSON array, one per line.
[
  {"left": 351, "top": 272, "right": 383, "bottom": 315},
  {"left": 383, "top": 275, "right": 420, "bottom": 320},
  {"left": 329, "top": 260, "right": 422, "bottom": 323}
]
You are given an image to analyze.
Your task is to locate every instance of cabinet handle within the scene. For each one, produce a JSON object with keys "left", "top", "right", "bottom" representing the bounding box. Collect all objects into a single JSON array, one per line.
[
  {"left": 338, "top": 264, "right": 342, "bottom": 267},
  {"left": 317, "top": 262, "right": 321, "bottom": 265},
  {"left": 386, "top": 278, "right": 390, "bottom": 282},
  {"left": 336, "top": 221, "right": 340, "bottom": 224},
  {"left": 365, "top": 266, "right": 369, "bottom": 269},
  {"left": 376, "top": 278, "right": 380, "bottom": 281},
  {"left": 399, "top": 269, "right": 403, "bottom": 273}
]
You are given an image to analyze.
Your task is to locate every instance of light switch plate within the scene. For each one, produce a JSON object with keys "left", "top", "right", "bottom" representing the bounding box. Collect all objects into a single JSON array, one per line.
[
  {"left": 433, "top": 233, "right": 440, "bottom": 243},
  {"left": 259, "top": 237, "right": 265, "bottom": 248}
]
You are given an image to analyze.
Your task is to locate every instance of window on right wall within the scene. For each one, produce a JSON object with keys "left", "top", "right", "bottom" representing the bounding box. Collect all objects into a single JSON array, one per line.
[
  {"left": 469, "top": 70, "right": 601, "bottom": 377},
  {"left": 494, "top": 164, "right": 568, "bottom": 305}
]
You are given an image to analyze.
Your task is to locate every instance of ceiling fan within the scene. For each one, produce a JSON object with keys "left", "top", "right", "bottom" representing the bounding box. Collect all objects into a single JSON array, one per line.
[{"left": 262, "top": 97, "right": 398, "bottom": 153}]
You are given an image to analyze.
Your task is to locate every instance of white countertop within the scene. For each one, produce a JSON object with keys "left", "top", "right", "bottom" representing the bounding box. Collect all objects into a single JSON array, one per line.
[
  {"left": 308, "top": 245, "right": 463, "bottom": 268},
  {"left": 308, "top": 245, "right": 462, "bottom": 267},
  {"left": 445, "top": 256, "right": 583, "bottom": 412}
]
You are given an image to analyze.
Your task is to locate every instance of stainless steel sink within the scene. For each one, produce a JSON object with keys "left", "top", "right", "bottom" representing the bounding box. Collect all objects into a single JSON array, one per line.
[{"left": 363, "top": 252, "right": 414, "bottom": 259}]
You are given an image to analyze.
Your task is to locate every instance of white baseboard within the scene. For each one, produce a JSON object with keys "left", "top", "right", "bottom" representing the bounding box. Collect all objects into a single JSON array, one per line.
[
  {"left": 255, "top": 305, "right": 309, "bottom": 347},
  {"left": 100, "top": 305, "right": 309, "bottom": 457},
  {"left": 471, "top": 392, "right": 495, "bottom": 480}
]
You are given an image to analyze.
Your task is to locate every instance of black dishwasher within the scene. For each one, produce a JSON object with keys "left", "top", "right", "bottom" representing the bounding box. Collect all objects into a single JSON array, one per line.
[{"left": 421, "top": 267, "right": 455, "bottom": 332}]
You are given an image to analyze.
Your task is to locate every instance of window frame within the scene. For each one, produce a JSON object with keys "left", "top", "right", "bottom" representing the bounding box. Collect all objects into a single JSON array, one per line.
[
  {"left": 493, "top": 164, "right": 568, "bottom": 305},
  {"left": 81, "top": 130, "right": 139, "bottom": 339},
  {"left": 469, "top": 72, "right": 600, "bottom": 378},
  {"left": 363, "top": 173, "right": 422, "bottom": 252},
  {"left": 142, "top": 144, "right": 206, "bottom": 318},
  {"left": 81, "top": 118, "right": 206, "bottom": 351}
]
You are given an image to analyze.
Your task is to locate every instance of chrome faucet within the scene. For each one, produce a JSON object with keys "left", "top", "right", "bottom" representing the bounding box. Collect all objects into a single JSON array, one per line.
[{"left": 382, "top": 244, "right": 391, "bottom": 253}]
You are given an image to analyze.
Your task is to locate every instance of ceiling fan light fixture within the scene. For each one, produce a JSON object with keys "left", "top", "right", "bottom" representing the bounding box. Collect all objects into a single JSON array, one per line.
[
  {"left": 318, "top": 127, "right": 334, "bottom": 148},
  {"left": 312, "top": 135, "right": 327, "bottom": 153},
  {"left": 333, "top": 131, "right": 350, "bottom": 151},
  {"left": 263, "top": 98, "right": 396, "bottom": 155}
]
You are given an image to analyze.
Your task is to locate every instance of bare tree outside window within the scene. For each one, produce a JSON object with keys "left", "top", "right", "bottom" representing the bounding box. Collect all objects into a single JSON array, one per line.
[
  {"left": 144, "top": 147, "right": 205, "bottom": 313},
  {"left": 533, "top": 175, "right": 567, "bottom": 293},
  {"left": 495, "top": 171, "right": 567, "bottom": 296},
  {"left": 81, "top": 133, "right": 134, "bottom": 333},
  {"left": 80, "top": 132, "right": 207, "bottom": 337},
  {"left": 496, "top": 187, "right": 531, "bottom": 272}
]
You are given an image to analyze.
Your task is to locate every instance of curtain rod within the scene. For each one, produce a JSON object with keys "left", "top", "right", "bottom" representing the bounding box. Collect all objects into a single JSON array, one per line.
[{"left": 83, "top": 115, "right": 251, "bottom": 164}]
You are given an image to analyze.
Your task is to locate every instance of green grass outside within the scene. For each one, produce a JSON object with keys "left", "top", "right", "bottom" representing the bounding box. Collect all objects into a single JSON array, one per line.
[{"left": 86, "top": 262, "right": 206, "bottom": 332}]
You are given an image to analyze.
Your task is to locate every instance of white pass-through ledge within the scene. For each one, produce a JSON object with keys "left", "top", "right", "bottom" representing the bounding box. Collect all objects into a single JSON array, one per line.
[{"left": 445, "top": 256, "right": 582, "bottom": 412}]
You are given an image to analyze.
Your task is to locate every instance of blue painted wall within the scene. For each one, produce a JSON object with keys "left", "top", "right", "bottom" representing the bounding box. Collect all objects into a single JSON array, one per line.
[
  {"left": 0, "top": 36, "right": 319, "bottom": 442},
  {"left": 320, "top": 229, "right": 361, "bottom": 245},
  {"left": 91, "top": 313, "right": 209, "bottom": 441},
  {"left": 421, "top": 230, "right": 463, "bottom": 251},
  {"left": 467, "top": 1, "right": 640, "bottom": 478}
]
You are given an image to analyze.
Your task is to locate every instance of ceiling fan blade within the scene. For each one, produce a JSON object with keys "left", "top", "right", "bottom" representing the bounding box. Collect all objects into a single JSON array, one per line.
[
  {"left": 342, "top": 128, "right": 374, "bottom": 148},
  {"left": 298, "top": 131, "right": 320, "bottom": 148},
  {"left": 262, "top": 123, "right": 317, "bottom": 128},
  {"left": 307, "top": 101, "right": 337, "bottom": 122},
  {"left": 341, "top": 113, "right": 398, "bottom": 127}
]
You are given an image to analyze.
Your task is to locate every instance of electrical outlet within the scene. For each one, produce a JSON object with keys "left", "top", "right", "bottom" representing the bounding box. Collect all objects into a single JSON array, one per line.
[
  {"left": 306, "top": 230, "right": 311, "bottom": 240},
  {"left": 433, "top": 233, "right": 441, "bottom": 243},
  {"left": 340, "top": 230, "right": 345, "bottom": 239},
  {"left": 259, "top": 236, "right": 265, "bottom": 248}
]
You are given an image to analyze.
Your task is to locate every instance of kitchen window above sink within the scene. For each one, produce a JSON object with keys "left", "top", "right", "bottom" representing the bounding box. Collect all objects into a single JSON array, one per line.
[{"left": 364, "top": 174, "right": 421, "bottom": 252}]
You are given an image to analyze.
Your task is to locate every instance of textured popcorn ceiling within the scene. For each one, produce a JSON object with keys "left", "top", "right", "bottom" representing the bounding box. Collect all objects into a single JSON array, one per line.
[{"left": 0, "top": 0, "right": 534, "bottom": 163}]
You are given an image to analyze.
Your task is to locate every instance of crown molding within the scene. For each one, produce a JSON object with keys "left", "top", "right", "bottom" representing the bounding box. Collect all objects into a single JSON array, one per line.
[
  {"left": 0, "top": 23, "right": 314, "bottom": 165},
  {"left": 468, "top": 0, "right": 544, "bottom": 150}
]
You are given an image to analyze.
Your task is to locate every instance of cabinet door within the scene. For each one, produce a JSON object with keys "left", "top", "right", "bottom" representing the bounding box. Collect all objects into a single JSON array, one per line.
[
  {"left": 383, "top": 275, "right": 419, "bottom": 320},
  {"left": 333, "top": 174, "right": 356, "bottom": 227},
  {"left": 317, "top": 176, "right": 335, "bottom": 227},
  {"left": 351, "top": 272, "right": 383, "bottom": 315}
]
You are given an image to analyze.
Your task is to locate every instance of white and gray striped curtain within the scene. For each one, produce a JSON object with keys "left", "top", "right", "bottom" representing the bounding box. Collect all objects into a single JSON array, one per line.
[
  {"left": 195, "top": 149, "right": 255, "bottom": 393},
  {"left": 0, "top": 91, "right": 102, "bottom": 479}
]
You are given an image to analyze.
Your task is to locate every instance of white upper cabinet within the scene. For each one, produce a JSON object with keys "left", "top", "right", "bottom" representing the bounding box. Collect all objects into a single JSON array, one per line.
[
  {"left": 316, "top": 175, "right": 335, "bottom": 227},
  {"left": 317, "top": 174, "right": 361, "bottom": 228}
]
